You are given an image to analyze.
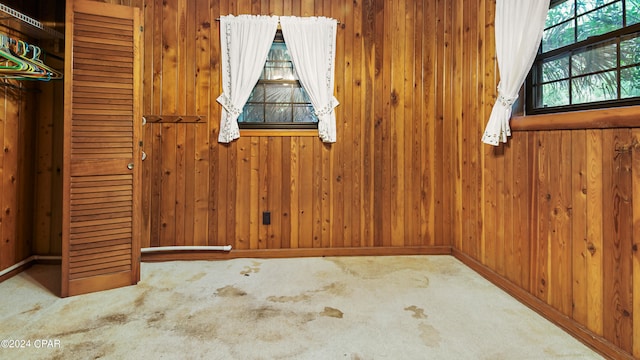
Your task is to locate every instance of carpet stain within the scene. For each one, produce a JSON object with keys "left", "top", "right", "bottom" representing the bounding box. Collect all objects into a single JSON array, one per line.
[
  {"left": 327, "top": 256, "right": 440, "bottom": 279},
  {"left": 418, "top": 323, "right": 442, "bottom": 347},
  {"left": 267, "top": 293, "right": 312, "bottom": 303},
  {"left": 404, "top": 305, "right": 427, "bottom": 319},
  {"left": 267, "top": 282, "right": 347, "bottom": 303},
  {"left": 323, "top": 282, "right": 348, "bottom": 296},
  {"left": 248, "top": 305, "right": 281, "bottom": 320},
  {"left": 20, "top": 303, "right": 41, "bottom": 315},
  {"left": 216, "top": 285, "right": 247, "bottom": 297},
  {"left": 174, "top": 310, "right": 219, "bottom": 340},
  {"left": 100, "top": 313, "right": 129, "bottom": 324},
  {"left": 188, "top": 272, "right": 207, "bottom": 282},
  {"left": 134, "top": 291, "right": 147, "bottom": 307},
  {"left": 240, "top": 261, "right": 262, "bottom": 276},
  {"left": 146, "top": 311, "right": 165, "bottom": 325},
  {"left": 51, "top": 341, "right": 110, "bottom": 360},
  {"left": 320, "top": 306, "right": 343, "bottom": 318}
]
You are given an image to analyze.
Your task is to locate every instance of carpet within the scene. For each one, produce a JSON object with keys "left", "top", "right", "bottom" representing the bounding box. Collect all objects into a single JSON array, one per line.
[{"left": 0, "top": 256, "right": 603, "bottom": 359}]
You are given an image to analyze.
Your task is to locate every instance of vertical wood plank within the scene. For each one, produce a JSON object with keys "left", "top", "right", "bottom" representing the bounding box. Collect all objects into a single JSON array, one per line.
[
  {"left": 390, "top": 0, "right": 405, "bottom": 248},
  {"left": 259, "top": 137, "right": 269, "bottom": 249},
  {"left": 572, "top": 130, "right": 588, "bottom": 325},
  {"left": 534, "top": 132, "right": 550, "bottom": 303},
  {"left": 298, "top": 137, "right": 314, "bottom": 249},
  {"left": 586, "top": 129, "right": 605, "bottom": 335},
  {"left": 160, "top": 124, "right": 177, "bottom": 247},
  {"left": 162, "top": 0, "right": 179, "bottom": 115},
  {"left": 174, "top": 124, "right": 187, "bottom": 246},
  {"left": 249, "top": 137, "right": 260, "bottom": 249},
  {"left": 281, "top": 137, "right": 291, "bottom": 249},
  {"left": 548, "top": 131, "right": 572, "bottom": 316},
  {"left": 421, "top": 0, "right": 436, "bottom": 247},
  {"left": 150, "top": 124, "right": 162, "bottom": 247},
  {"left": 289, "top": 137, "right": 299, "bottom": 249},
  {"left": 602, "top": 129, "right": 634, "bottom": 352},
  {"left": 268, "top": 137, "right": 283, "bottom": 249},
  {"left": 632, "top": 128, "right": 640, "bottom": 359},
  {"left": 193, "top": 123, "right": 209, "bottom": 246},
  {"left": 0, "top": 86, "right": 17, "bottom": 270},
  {"left": 236, "top": 137, "right": 251, "bottom": 249}
]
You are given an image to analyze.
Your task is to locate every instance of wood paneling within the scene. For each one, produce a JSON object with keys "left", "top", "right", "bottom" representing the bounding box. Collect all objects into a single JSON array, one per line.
[
  {"left": 0, "top": 82, "right": 36, "bottom": 272},
  {"left": 452, "top": 2, "right": 640, "bottom": 359},
  {"left": 140, "top": 0, "right": 452, "bottom": 252},
  {"left": 1, "top": 0, "right": 637, "bottom": 357}
]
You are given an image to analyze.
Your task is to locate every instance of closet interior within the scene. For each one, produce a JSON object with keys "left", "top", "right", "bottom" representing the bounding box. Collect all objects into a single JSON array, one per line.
[{"left": 0, "top": 1, "right": 64, "bottom": 281}]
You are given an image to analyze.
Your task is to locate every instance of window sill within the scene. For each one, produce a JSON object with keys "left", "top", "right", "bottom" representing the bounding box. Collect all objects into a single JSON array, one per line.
[
  {"left": 510, "top": 105, "right": 640, "bottom": 131},
  {"left": 239, "top": 129, "right": 318, "bottom": 137}
]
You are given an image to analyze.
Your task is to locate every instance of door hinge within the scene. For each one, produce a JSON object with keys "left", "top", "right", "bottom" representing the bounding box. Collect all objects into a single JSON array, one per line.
[{"left": 140, "top": 26, "right": 144, "bottom": 32}]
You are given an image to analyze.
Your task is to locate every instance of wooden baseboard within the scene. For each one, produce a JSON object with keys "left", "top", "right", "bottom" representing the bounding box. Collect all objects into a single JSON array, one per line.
[
  {"left": 452, "top": 248, "right": 633, "bottom": 360},
  {"left": 141, "top": 245, "right": 452, "bottom": 262}
]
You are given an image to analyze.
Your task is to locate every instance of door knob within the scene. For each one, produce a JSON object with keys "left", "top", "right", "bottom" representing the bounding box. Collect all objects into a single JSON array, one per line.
[{"left": 127, "top": 163, "right": 134, "bottom": 170}]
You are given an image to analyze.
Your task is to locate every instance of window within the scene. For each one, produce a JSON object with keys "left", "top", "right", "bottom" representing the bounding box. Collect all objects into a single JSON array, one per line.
[
  {"left": 238, "top": 30, "right": 318, "bottom": 129},
  {"left": 526, "top": 0, "right": 640, "bottom": 114}
]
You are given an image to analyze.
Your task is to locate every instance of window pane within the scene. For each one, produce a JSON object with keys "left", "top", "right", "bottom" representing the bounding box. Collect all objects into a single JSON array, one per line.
[
  {"left": 265, "top": 104, "right": 291, "bottom": 122},
  {"left": 263, "top": 61, "right": 295, "bottom": 80},
  {"left": 543, "top": 21, "right": 576, "bottom": 52},
  {"left": 263, "top": 42, "right": 295, "bottom": 80},
  {"left": 572, "top": 70, "right": 618, "bottom": 103},
  {"left": 621, "top": 66, "right": 640, "bottom": 98},
  {"left": 247, "top": 85, "right": 264, "bottom": 102},
  {"left": 266, "top": 85, "right": 293, "bottom": 103},
  {"left": 577, "top": 0, "right": 617, "bottom": 15},
  {"left": 621, "top": 33, "right": 640, "bottom": 66},
  {"left": 628, "top": 0, "right": 640, "bottom": 25},
  {"left": 539, "top": 80, "right": 570, "bottom": 107},
  {"left": 292, "top": 86, "right": 312, "bottom": 103},
  {"left": 542, "top": 56, "right": 570, "bottom": 82},
  {"left": 293, "top": 105, "right": 318, "bottom": 123},
  {"left": 546, "top": 0, "right": 575, "bottom": 28},
  {"left": 577, "top": 2, "right": 622, "bottom": 41},
  {"left": 240, "top": 105, "right": 264, "bottom": 123},
  {"left": 571, "top": 42, "right": 617, "bottom": 76}
]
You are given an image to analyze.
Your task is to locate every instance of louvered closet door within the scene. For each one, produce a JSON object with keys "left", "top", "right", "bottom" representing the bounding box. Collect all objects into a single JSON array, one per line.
[{"left": 62, "top": 0, "right": 142, "bottom": 297}]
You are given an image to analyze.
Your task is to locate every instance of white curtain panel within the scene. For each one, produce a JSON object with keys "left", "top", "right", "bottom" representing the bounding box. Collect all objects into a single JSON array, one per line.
[
  {"left": 217, "top": 15, "right": 279, "bottom": 143},
  {"left": 280, "top": 16, "right": 340, "bottom": 143},
  {"left": 481, "top": 0, "right": 550, "bottom": 146}
]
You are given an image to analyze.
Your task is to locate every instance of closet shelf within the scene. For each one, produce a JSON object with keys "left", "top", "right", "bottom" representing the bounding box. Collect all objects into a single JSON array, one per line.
[{"left": 0, "top": 3, "right": 63, "bottom": 40}]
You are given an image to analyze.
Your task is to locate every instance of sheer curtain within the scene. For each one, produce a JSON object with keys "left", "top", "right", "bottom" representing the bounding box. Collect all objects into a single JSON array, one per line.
[
  {"left": 481, "top": 0, "right": 550, "bottom": 146},
  {"left": 279, "top": 16, "right": 339, "bottom": 143},
  {"left": 217, "top": 15, "right": 279, "bottom": 143}
]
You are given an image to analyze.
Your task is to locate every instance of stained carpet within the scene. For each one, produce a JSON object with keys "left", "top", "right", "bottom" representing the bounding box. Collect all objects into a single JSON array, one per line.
[{"left": 0, "top": 256, "right": 603, "bottom": 359}]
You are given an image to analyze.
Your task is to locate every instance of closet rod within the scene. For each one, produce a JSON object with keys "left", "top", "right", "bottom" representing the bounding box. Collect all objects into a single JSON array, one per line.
[{"left": 0, "top": 3, "right": 63, "bottom": 40}]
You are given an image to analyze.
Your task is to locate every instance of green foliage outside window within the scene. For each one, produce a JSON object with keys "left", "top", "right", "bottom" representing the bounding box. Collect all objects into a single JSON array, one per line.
[{"left": 528, "top": 0, "right": 640, "bottom": 112}]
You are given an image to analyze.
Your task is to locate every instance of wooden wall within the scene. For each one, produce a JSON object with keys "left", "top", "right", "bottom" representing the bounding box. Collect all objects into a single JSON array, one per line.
[
  {"left": 3, "top": 0, "right": 638, "bottom": 358},
  {"left": 0, "top": 81, "right": 37, "bottom": 273},
  {"left": 450, "top": 1, "right": 640, "bottom": 359},
  {"left": 139, "top": 0, "right": 455, "bottom": 255}
]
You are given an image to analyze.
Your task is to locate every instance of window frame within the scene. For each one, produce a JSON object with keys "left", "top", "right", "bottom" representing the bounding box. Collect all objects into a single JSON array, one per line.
[{"left": 525, "top": 0, "right": 640, "bottom": 115}]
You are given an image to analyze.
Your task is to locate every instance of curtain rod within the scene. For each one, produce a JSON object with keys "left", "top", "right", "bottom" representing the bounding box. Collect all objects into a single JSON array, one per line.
[{"left": 214, "top": 17, "right": 341, "bottom": 25}]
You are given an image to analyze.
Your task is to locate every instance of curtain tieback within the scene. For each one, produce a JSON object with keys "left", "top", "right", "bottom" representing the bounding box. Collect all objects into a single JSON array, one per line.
[
  {"left": 497, "top": 93, "right": 518, "bottom": 107},
  {"left": 217, "top": 94, "right": 243, "bottom": 117},
  {"left": 314, "top": 98, "right": 340, "bottom": 117}
]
